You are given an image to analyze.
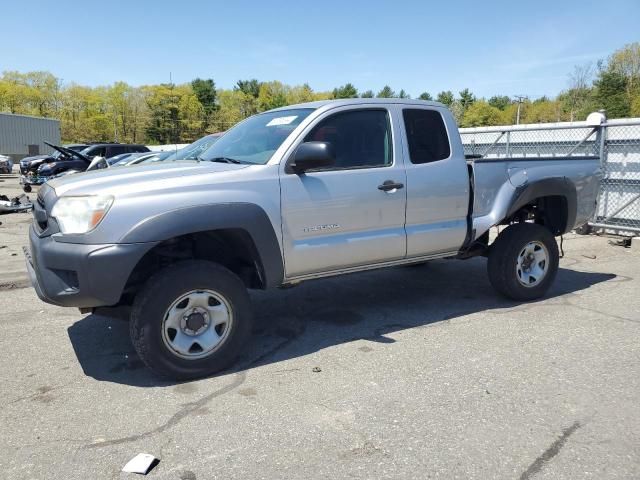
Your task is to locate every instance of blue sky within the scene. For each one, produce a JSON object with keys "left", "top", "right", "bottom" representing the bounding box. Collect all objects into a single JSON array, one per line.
[{"left": 1, "top": 0, "right": 638, "bottom": 99}]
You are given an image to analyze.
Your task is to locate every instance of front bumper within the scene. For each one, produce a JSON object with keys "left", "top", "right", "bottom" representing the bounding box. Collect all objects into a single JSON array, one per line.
[{"left": 25, "top": 224, "right": 153, "bottom": 308}]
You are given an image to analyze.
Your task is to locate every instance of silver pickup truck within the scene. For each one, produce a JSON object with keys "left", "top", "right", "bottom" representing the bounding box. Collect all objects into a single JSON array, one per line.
[{"left": 26, "top": 99, "right": 601, "bottom": 379}]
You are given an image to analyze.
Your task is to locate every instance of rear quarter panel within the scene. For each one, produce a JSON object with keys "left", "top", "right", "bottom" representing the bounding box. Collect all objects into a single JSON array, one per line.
[{"left": 471, "top": 157, "right": 601, "bottom": 238}]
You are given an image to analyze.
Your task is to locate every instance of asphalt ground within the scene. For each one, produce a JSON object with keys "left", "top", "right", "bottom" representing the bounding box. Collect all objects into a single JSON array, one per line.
[{"left": 0, "top": 170, "right": 638, "bottom": 479}]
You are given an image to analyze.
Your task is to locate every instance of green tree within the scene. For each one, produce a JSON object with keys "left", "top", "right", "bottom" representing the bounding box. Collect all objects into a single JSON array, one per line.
[
  {"left": 26, "top": 71, "right": 61, "bottom": 116},
  {"left": 398, "top": 89, "right": 410, "bottom": 99},
  {"left": 360, "top": 90, "right": 374, "bottom": 98},
  {"left": 191, "top": 78, "right": 217, "bottom": 133},
  {"left": 461, "top": 101, "right": 504, "bottom": 127},
  {"left": 436, "top": 90, "right": 454, "bottom": 106},
  {"left": 235, "top": 79, "right": 261, "bottom": 98},
  {"left": 488, "top": 95, "right": 511, "bottom": 110},
  {"left": 287, "top": 83, "right": 316, "bottom": 104},
  {"left": 144, "top": 83, "right": 203, "bottom": 143},
  {"left": 332, "top": 83, "right": 358, "bottom": 99},
  {"left": 211, "top": 90, "right": 257, "bottom": 132},
  {"left": 595, "top": 71, "right": 630, "bottom": 118},
  {"left": 376, "top": 85, "right": 396, "bottom": 98},
  {"left": 191, "top": 78, "right": 217, "bottom": 113},
  {"left": 0, "top": 72, "right": 33, "bottom": 114},
  {"left": 608, "top": 43, "right": 640, "bottom": 95},
  {"left": 418, "top": 92, "right": 433, "bottom": 101},
  {"left": 257, "top": 81, "right": 289, "bottom": 111},
  {"left": 458, "top": 88, "right": 475, "bottom": 111},
  {"left": 525, "top": 100, "right": 562, "bottom": 123}
]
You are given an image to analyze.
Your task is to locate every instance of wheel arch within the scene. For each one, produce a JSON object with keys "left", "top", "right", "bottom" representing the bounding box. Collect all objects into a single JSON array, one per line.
[
  {"left": 504, "top": 177, "right": 577, "bottom": 235},
  {"left": 120, "top": 203, "right": 284, "bottom": 294}
]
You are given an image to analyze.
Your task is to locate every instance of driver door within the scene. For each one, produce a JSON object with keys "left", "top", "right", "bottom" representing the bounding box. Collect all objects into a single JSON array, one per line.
[{"left": 280, "top": 106, "right": 407, "bottom": 278}]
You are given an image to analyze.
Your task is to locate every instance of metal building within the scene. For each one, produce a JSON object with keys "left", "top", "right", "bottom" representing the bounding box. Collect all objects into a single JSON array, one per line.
[{"left": 0, "top": 113, "right": 61, "bottom": 161}]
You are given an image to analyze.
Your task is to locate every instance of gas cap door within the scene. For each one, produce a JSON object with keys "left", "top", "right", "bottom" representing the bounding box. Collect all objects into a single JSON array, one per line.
[{"left": 508, "top": 167, "right": 528, "bottom": 187}]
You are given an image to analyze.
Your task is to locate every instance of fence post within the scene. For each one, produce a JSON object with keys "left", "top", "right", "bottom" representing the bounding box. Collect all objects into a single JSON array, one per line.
[
  {"left": 505, "top": 131, "right": 511, "bottom": 158},
  {"left": 596, "top": 110, "right": 607, "bottom": 165},
  {"left": 591, "top": 110, "right": 608, "bottom": 226}
]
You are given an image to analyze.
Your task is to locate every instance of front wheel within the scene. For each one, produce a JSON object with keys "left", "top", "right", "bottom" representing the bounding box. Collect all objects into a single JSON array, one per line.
[
  {"left": 487, "top": 223, "right": 559, "bottom": 301},
  {"left": 130, "top": 260, "right": 253, "bottom": 380}
]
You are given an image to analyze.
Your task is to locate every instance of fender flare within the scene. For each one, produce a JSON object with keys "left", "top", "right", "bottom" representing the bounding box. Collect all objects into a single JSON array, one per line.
[
  {"left": 121, "top": 202, "right": 284, "bottom": 288},
  {"left": 505, "top": 177, "right": 577, "bottom": 234}
]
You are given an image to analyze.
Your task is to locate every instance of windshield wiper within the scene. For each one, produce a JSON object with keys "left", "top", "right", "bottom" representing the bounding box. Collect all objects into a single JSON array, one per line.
[{"left": 200, "top": 156, "right": 245, "bottom": 164}]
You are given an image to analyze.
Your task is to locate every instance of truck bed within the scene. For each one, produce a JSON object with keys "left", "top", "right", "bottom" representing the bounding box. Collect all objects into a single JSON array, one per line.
[{"left": 468, "top": 155, "right": 602, "bottom": 240}]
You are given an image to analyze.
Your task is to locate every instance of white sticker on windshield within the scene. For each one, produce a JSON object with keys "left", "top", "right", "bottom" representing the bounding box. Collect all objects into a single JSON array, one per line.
[{"left": 266, "top": 115, "right": 298, "bottom": 126}]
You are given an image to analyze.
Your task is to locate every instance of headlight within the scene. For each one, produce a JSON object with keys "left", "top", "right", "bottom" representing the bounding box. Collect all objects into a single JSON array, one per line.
[{"left": 51, "top": 195, "right": 114, "bottom": 234}]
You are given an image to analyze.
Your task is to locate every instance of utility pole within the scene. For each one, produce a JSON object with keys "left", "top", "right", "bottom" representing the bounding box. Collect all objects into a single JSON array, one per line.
[{"left": 513, "top": 95, "right": 528, "bottom": 125}]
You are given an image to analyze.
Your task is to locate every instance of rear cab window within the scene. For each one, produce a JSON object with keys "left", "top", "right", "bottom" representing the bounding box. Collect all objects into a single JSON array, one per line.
[{"left": 402, "top": 109, "right": 450, "bottom": 164}]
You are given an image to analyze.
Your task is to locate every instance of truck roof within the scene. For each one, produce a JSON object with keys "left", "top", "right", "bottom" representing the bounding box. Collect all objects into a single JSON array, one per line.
[{"left": 270, "top": 98, "right": 446, "bottom": 112}]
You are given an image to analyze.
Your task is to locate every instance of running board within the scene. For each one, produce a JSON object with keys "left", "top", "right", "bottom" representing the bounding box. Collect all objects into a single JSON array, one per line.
[{"left": 284, "top": 251, "right": 459, "bottom": 283}]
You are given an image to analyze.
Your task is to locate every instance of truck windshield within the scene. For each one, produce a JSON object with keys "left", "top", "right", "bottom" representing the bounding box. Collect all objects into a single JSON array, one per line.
[
  {"left": 198, "top": 108, "right": 314, "bottom": 165},
  {"left": 164, "top": 134, "right": 221, "bottom": 161}
]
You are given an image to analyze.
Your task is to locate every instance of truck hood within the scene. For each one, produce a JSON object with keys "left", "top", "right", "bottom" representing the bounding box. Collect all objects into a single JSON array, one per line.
[{"left": 49, "top": 161, "right": 250, "bottom": 196}]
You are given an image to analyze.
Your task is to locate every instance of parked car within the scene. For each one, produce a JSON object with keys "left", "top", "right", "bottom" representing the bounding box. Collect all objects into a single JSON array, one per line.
[
  {"left": 77, "top": 143, "right": 149, "bottom": 160},
  {"left": 112, "top": 152, "right": 170, "bottom": 167},
  {"left": 131, "top": 151, "right": 173, "bottom": 165},
  {"left": 107, "top": 152, "right": 143, "bottom": 166},
  {"left": 26, "top": 99, "right": 601, "bottom": 379},
  {"left": 0, "top": 154, "right": 13, "bottom": 174},
  {"left": 20, "top": 144, "right": 88, "bottom": 175},
  {"left": 20, "top": 142, "right": 150, "bottom": 191}
]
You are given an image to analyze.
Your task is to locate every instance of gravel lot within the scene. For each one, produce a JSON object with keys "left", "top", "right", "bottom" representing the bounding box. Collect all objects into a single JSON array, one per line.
[{"left": 0, "top": 170, "right": 639, "bottom": 479}]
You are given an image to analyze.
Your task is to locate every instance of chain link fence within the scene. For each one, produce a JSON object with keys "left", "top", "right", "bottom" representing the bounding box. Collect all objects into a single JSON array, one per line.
[
  {"left": 460, "top": 115, "right": 640, "bottom": 235},
  {"left": 592, "top": 120, "right": 640, "bottom": 233}
]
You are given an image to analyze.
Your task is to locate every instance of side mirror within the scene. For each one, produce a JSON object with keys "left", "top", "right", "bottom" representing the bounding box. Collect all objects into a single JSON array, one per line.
[
  {"left": 288, "top": 141, "right": 335, "bottom": 174},
  {"left": 87, "top": 156, "right": 108, "bottom": 171}
]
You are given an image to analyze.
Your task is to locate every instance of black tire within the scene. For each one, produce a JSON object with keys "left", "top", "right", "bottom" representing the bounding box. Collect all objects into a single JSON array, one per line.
[
  {"left": 130, "top": 260, "right": 253, "bottom": 380},
  {"left": 23, "top": 184, "right": 32, "bottom": 193},
  {"left": 487, "top": 223, "right": 559, "bottom": 301}
]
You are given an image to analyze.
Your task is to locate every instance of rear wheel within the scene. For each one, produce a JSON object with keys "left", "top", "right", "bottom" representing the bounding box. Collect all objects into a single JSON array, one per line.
[
  {"left": 130, "top": 260, "right": 252, "bottom": 380},
  {"left": 487, "top": 223, "right": 559, "bottom": 300}
]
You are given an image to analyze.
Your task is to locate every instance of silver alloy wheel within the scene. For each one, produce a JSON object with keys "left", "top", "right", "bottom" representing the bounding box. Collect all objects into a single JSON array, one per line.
[
  {"left": 516, "top": 241, "right": 549, "bottom": 287},
  {"left": 161, "top": 289, "right": 233, "bottom": 360}
]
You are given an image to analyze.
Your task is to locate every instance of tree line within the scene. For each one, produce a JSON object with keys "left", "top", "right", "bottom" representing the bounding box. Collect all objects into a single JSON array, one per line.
[{"left": 0, "top": 43, "right": 638, "bottom": 144}]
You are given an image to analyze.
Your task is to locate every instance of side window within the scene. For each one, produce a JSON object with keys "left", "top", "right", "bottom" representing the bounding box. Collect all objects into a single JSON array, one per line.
[
  {"left": 303, "top": 109, "right": 392, "bottom": 170},
  {"left": 86, "top": 146, "right": 106, "bottom": 158},
  {"left": 402, "top": 109, "right": 450, "bottom": 164},
  {"left": 107, "top": 146, "right": 127, "bottom": 157}
]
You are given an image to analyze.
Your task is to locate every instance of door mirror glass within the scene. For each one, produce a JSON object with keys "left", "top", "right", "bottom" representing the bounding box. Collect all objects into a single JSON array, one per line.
[
  {"left": 289, "top": 141, "right": 335, "bottom": 173},
  {"left": 87, "top": 156, "right": 108, "bottom": 171}
]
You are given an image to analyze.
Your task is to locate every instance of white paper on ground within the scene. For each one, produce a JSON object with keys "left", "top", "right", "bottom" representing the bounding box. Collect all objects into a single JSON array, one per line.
[{"left": 122, "top": 453, "right": 158, "bottom": 475}]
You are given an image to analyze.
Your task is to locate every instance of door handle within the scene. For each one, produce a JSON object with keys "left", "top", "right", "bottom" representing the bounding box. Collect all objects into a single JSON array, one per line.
[{"left": 378, "top": 180, "right": 404, "bottom": 192}]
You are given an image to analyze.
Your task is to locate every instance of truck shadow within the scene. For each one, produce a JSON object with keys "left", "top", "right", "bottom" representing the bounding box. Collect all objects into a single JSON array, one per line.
[{"left": 67, "top": 257, "right": 617, "bottom": 387}]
